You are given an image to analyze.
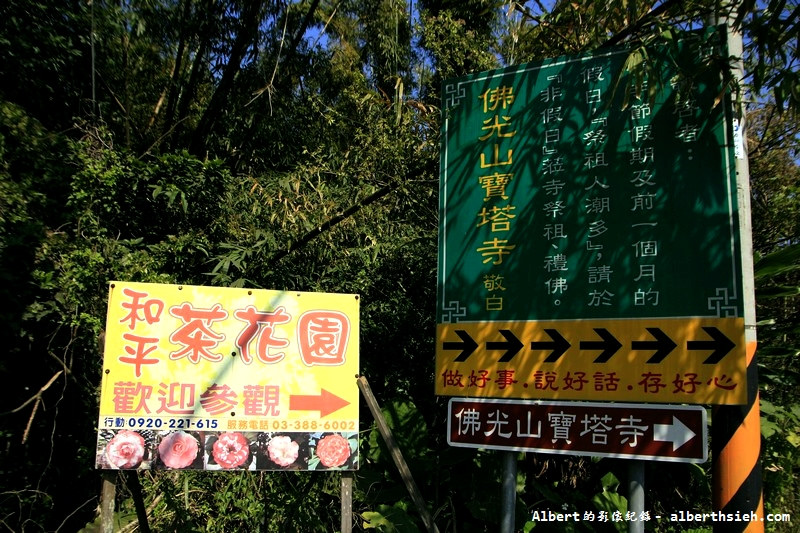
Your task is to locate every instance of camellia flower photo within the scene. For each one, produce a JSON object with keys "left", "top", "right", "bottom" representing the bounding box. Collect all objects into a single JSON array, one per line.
[
  {"left": 315, "top": 433, "right": 352, "bottom": 468},
  {"left": 267, "top": 435, "right": 299, "bottom": 467},
  {"left": 104, "top": 430, "right": 146, "bottom": 469},
  {"left": 157, "top": 431, "right": 199, "bottom": 469},
  {"left": 211, "top": 432, "right": 251, "bottom": 469}
]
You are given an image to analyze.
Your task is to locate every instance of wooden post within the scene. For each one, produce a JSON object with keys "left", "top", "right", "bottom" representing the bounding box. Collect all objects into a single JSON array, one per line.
[
  {"left": 100, "top": 471, "right": 116, "bottom": 533},
  {"left": 357, "top": 376, "right": 440, "bottom": 533},
  {"left": 341, "top": 471, "right": 354, "bottom": 533}
]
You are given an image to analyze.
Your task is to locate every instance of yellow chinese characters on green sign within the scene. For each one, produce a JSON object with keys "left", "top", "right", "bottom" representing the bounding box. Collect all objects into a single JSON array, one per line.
[
  {"left": 436, "top": 28, "right": 748, "bottom": 405},
  {"left": 96, "top": 282, "right": 359, "bottom": 471}
]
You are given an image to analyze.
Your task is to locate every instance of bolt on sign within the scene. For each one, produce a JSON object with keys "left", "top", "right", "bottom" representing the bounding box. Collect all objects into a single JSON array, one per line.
[
  {"left": 448, "top": 398, "right": 707, "bottom": 463},
  {"left": 96, "top": 282, "right": 359, "bottom": 471},
  {"left": 436, "top": 27, "right": 747, "bottom": 405}
]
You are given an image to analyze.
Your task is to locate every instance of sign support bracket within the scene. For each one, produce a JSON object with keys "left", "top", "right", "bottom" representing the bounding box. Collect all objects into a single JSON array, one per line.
[{"left": 357, "top": 375, "right": 440, "bottom": 533}]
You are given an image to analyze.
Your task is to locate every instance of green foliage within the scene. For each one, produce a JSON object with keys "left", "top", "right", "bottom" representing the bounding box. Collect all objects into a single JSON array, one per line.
[
  {"left": 755, "top": 243, "right": 800, "bottom": 281},
  {"left": 590, "top": 473, "right": 627, "bottom": 533},
  {"left": 753, "top": 217, "right": 800, "bottom": 530},
  {"left": 739, "top": 0, "right": 800, "bottom": 112},
  {"left": 0, "top": 0, "right": 88, "bottom": 128},
  {"left": 358, "top": 400, "right": 434, "bottom": 529},
  {"left": 362, "top": 501, "right": 422, "bottom": 532},
  {"left": 760, "top": 399, "right": 800, "bottom": 519},
  {"left": 419, "top": 9, "right": 499, "bottom": 82}
]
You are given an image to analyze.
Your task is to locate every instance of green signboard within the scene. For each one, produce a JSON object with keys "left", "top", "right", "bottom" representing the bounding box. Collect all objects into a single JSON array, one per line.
[{"left": 437, "top": 28, "right": 743, "bottom": 324}]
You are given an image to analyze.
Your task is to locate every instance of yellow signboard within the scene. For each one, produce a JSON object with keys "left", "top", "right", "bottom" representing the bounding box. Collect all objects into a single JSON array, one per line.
[
  {"left": 96, "top": 282, "right": 359, "bottom": 471},
  {"left": 436, "top": 317, "right": 745, "bottom": 404}
]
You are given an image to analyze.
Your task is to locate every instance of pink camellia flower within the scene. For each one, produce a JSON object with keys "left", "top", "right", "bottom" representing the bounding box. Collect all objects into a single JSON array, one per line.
[
  {"left": 158, "top": 431, "right": 199, "bottom": 469},
  {"left": 105, "top": 430, "right": 146, "bottom": 469},
  {"left": 316, "top": 434, "right": 351, "bottom": 468},
  {"left": 212, "top": 432, "right": 250, "bottom": 469},
  {"left": 267, "top": 436, "right": 299, "bottom": 467}
]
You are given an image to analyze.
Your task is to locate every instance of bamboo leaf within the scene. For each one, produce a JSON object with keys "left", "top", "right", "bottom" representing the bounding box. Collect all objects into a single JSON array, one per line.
[{"left": 754, "top": 243, "right": 800, "bottom": 279}]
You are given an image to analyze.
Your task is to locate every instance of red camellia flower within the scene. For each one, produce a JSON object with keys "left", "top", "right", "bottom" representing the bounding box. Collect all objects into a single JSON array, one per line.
[
  {"left": 316, "top": 434, "right": 351, "bottom": 468},
  {"left": 105, "top": 430, "right": 145, "bottom": 469},
  {"left": 158, "top": 431, "right": 199, "bottom": 469},
  {"left": 212, "top": 432, "right": 250, "bottom": 469}
]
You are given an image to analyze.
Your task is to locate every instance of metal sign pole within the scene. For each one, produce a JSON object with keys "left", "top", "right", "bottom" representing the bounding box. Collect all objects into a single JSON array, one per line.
[
  {"left": 712, "top": 3, "right": 764, "bottom": 528},
  {"left": 500, "top": 451, "right": 517, "bottom": 533},
  {"left": 627, "top": 461, "right": 644, "bottom": 533}
]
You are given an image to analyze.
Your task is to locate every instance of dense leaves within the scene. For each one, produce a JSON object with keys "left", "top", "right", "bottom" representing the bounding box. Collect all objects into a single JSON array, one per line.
[{"left": 0, "top": 1, "right": 798, "bottom": 532}]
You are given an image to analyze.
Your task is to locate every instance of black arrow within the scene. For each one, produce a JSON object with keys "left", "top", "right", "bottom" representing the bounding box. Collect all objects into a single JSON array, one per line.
[
  {"left": 531, "top": 329, "right": 571, "bottom": 363},
  {"left": 443, "top": 330, "right": 478, "bottom": 362},
  {"left": 487, "top": 329, "right": 524, "bottom": 362},
  {"left": 687, "top": 327, "right": 736, "bottom": 364},
  {"left": 633, "top": 327, "right": 677, "bottom": 364},
  {"left": 580, "top": 328, "right": 622, "bottom": 363}
]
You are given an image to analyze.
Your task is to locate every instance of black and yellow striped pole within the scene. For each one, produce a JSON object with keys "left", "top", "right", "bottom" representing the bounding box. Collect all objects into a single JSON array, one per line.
[
  {"left": 712, "top": 3, "right": 763, "bottom": 531},
  {"left": 713, "top": 341, "right": 763, "bottom": 531}
]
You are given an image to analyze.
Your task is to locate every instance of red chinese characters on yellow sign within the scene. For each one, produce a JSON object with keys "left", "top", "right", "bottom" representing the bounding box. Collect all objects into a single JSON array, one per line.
[
  {"left": 232, "top": 305, "right": 291, "bottom": 364},
  {"left": 98, "top": 282, "right": 359, "bottom": 425},
  {"left": 297, "top": 311, "right": 349, "bottom": 366},
  {"left": 111, "top": 289, "right": 352, "bottom": 376},
  {"left": 169, "top": 303, "right": 228, "bottom": 363},
  {"left": 435, "top": 317, "right": 745, "bottom": 404}
]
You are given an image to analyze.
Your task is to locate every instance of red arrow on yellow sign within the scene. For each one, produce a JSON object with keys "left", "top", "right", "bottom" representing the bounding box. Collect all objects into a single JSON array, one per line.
[{"left": 289, "top": 389, "right": 350, "bottom": 417}]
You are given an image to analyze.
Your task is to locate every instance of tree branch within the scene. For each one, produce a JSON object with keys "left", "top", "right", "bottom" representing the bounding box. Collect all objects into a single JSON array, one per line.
[
  {"left": 250, "top": 0, "right": 322, "bottom": 106},
  {"left": 189, "top": 1, "right": 265, "bottom": 156},
  {"left": 599, "top": 0, "right": 687, "bottom": 48},
  {"left": 268, "top": 181, "right": 401, "bottom": 264},
  {"left": 5, "top": 371, "right": 64, "bottom": 416},
  {"left": 159, "top": 0, "right": 194, "bottom": 131},
  {"left": 512, "top": 1, "right": 578, "bottom": 52}
]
